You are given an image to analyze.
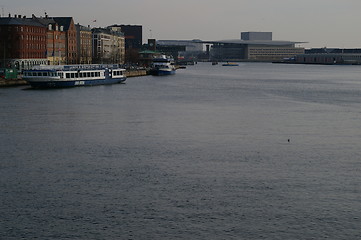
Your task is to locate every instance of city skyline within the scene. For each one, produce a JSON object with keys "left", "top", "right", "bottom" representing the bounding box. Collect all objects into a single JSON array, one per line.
[{"left": 2, "top": 0, "right": 361, "bottom": 48}]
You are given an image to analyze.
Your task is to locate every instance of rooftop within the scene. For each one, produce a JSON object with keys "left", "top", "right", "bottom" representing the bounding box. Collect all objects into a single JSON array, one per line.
[
  {"left": 203, "top": 39, "right": 306, "bottom": 46},
  {"left": 0, "top": 17, "right": 45, "bottom": 27}
]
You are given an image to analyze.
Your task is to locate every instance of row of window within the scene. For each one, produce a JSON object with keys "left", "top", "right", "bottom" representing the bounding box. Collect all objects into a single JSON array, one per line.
[
  {"left": 25, "top": 71, "right": 103, "bottom": 78},
  {"left": 250, "top": 53, "right": 300, "bottom": 56},
  {"left": 66, "top": 71, "right": 102, "bottom": 79},
  {"left": 47, "top": 33, "right": 66, "bottom": 40},
  {"left": 25, "top": 70, "right": 123, "bottom": 78},
  {"left": 20, "top": 44, "right": 46, "bottom": 50},
  {"left": 112, "top": 70, "right": 124, "bottom": 76},
  {"left": 25, "top": 71, "right": 58, "bottom": 77},
  {"left": 20, "top": 35, "right": 46, "bottom": 41},
  {"left": 1, "top": 26, "right": 45, "bottom": 33}
]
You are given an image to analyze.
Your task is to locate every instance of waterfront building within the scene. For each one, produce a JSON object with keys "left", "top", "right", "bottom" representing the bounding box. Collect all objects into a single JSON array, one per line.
[
  {"left": 295, "top": 48, "right": 361, "bottom": 65},
  {"left": 0, "top": 14, "right": 48, "bottom": 70},
  {"left": 108, "top": 25, "right": 142, "bottom": 49},
  {"left": 241, "top": 32, "right": 272, "bottom": 41},
  {"left": 156, "top": 39, "right": 203, "bottom": 61},
  {"left": 209, "top": 32, "right": 305, "bottom": 62},
  {"left": 108, "top": 25, "right": 142, "bottom": 63},
  {"left": 76, "top": 24, "right": 92, "bottom": 64},
  {"left": 92, "top": 28, "right": 125, "bottom": 64},
  {"left": 32, "top": 15, "right": 66, "bottom": 65},
  {"left": 52, "top": 17, "right": 77, "bottom": 64}
]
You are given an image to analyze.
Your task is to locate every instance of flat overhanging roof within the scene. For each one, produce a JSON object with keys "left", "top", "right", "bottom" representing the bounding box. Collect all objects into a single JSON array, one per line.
[{"left": 202, "top": 39, "right": 307, "bottom": 46}]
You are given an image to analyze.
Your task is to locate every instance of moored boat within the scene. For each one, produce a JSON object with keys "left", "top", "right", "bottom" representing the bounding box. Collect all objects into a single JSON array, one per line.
[
  {"left": 222, "top": 62, "right": 239, "bottom": 66},
  {"left": 23, "top": 64, "right": 126, "bottom": 88},
  {"left": 150, "top": 55, "right": 176, "bottom": 76}
]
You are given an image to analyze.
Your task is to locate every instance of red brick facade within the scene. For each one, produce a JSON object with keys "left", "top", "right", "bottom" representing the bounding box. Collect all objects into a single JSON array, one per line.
[{"left": 0, "top": 21, "right": 47, "bottom": 61}]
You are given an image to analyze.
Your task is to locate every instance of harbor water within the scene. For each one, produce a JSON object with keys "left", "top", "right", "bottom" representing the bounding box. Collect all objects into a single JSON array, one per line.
[{"left": 1, "top": 63, "right": 361, "bottom": 239}]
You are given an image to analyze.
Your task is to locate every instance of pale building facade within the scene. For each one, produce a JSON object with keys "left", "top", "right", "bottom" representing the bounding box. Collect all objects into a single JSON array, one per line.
[{"left": 92, "top": 28, "right": 125, "bottom": 64}]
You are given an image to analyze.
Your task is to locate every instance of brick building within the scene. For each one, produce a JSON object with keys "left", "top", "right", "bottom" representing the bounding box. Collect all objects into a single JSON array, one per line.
[
  {"left": 32, "top": 15, "right": 67, "bottom": 65},
  {"left": 52, "top": 17, "right": 77, "bottom": 64},
  {"left": 0, "top": 15, "right": 48, "bottom": 70},
  {"left": 76, "top": 24, "right": 92, "bottom": 64}
]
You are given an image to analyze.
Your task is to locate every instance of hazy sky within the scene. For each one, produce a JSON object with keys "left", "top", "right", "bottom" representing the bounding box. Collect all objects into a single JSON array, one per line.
[{"left": 2, "top": 0, "right": 361, "bottom": 48}]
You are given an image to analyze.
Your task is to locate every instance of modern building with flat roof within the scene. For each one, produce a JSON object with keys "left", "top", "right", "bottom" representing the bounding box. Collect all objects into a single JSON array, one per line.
[
  {"left": 241, "top": 32, "right": 272, "bottom": 41},
  {"left": 207, "top": 32, "right": 305, "bottom": 62},
  {"left": 295, "top": 48, "right": 361, "bottom": 65},
  {"left": 156, "top": 39, "right": 203, "bottom": 60}
]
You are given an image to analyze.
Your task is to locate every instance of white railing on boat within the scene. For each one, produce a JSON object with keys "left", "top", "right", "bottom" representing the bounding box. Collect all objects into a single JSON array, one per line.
[{"left": 31, "top": 64, "right": 122, "bottom": 71}]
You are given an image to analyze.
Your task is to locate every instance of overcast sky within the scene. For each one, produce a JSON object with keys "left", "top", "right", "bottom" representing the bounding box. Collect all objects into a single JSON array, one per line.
[{"left": 2, "top": 0, "right": 361, "bottom": 48}]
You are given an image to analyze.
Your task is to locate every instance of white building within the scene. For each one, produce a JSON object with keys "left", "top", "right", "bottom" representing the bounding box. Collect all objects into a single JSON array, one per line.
[{"left": 92, "top": 28, "right": 125, "bottom": 64}]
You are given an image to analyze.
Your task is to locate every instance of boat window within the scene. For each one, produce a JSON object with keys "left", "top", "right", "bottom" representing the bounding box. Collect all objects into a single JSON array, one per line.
[
  {"left": 71, "top": 73, "right": 75, "bottom": 78},
  {"left": 42, "top": 72, "right": 48, "bottom": 76},
  {"left": 75, "top": 73, "right": 78, "bottom": 78},
  {"left": 58, "top": 72, "right": 63, "bottom": 78},
  {"left": 91, "top": 72, "right": 95, "bottom": 77}
]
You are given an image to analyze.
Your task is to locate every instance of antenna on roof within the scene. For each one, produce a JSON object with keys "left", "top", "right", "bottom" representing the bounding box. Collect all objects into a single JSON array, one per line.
[{"left": 1, "top": 6, "right": 4, "bottom": 17}]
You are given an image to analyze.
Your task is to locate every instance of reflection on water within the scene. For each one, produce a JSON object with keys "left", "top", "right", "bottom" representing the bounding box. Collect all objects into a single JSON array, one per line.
[{"left": 1, "top": 63, "right": 361, "bottom": 239}]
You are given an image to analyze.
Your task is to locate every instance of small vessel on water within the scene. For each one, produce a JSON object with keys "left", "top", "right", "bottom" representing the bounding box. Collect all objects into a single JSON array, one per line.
[
  {"left": 150, "top": 55, "right": 176, "bottom": 76},
  {"left": 23, "top": 64, "right": 126, "bottom": 88},
  {"left": 222, "top": 62, "right": 239, "bottom": 66}
]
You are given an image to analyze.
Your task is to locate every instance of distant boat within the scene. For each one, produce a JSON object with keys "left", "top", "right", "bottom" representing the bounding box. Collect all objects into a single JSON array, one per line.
[
  {"left": 150, "top": 55, "right": 176, "bottom": 76},
  {"left": 222, "top": 62, "right": 239, "bottom": 66},
  {"left": 23, "top": 64, "right": 126, "bottom": 88}
]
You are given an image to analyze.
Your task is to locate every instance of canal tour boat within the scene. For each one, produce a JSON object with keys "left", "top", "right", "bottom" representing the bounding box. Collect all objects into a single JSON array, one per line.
[
  {"left": 150, "top": 55, "right": 176, "bottom": 76},
  {"left": 23, "top": 64, "right": 126, "bottom": 88}
]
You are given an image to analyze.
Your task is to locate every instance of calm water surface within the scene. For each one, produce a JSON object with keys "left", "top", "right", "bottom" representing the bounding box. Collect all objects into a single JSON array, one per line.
[{"left": 1, "top": 63, "right": 361, "bottom": 239}]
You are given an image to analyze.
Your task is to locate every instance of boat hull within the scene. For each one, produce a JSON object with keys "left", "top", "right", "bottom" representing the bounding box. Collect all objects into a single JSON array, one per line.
[
  {"left": 151, "top": 69, "right": 176, "bottom": 76},
  {"left": 27, "top": 77, "right": 126, "bottom": 88}
]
